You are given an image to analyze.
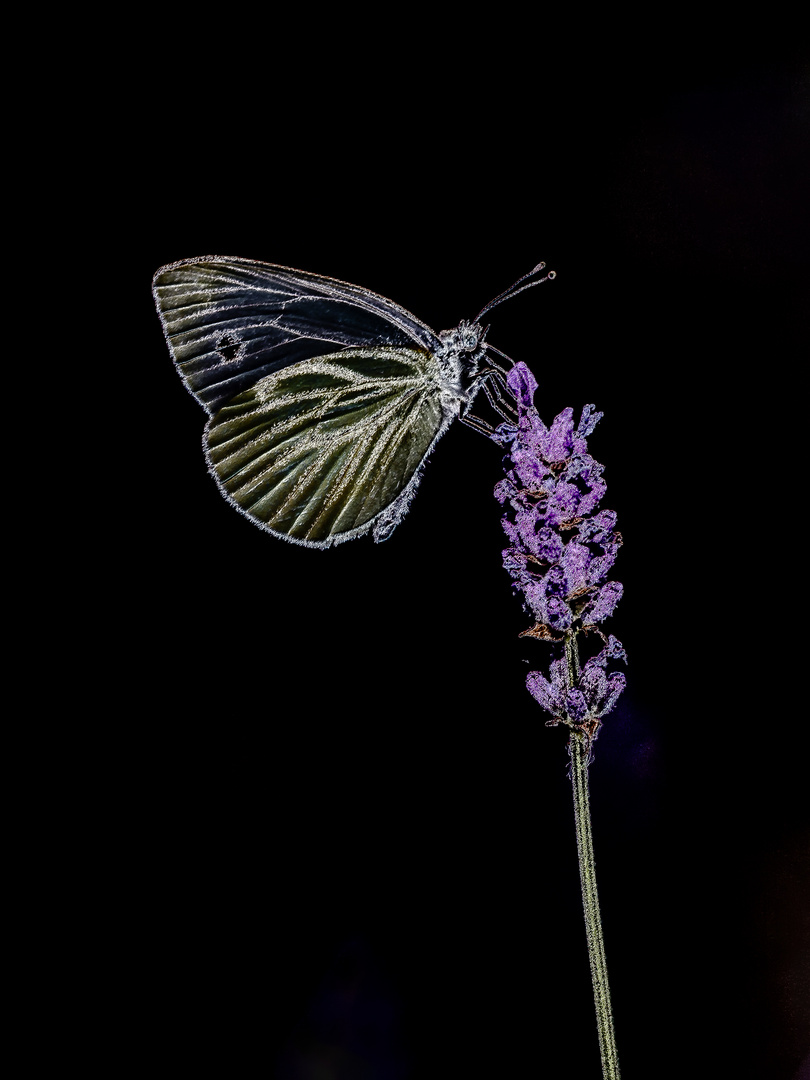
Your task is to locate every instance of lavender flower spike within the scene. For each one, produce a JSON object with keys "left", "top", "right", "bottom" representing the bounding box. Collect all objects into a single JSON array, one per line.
[
  {"left": 493, "top": 360, "right": 626, "bottom": 1080},
  {"left": 493, "top": 361, "right": 627, "bottom": 746}
]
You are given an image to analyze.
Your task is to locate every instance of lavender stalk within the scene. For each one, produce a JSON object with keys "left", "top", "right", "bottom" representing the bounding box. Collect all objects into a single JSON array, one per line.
[{"left": 492, "top": 362, "right": 625, "bottom": 1080}]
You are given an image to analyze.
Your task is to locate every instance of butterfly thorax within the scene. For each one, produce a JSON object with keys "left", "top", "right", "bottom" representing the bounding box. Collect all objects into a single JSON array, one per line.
[{"left": 435, "top": 319, "right": 488, "bottom": 406}]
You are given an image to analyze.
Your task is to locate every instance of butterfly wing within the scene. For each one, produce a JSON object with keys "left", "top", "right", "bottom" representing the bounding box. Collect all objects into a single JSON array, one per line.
[
  {"left": 153, "top": 256, "right": 442, "bottom": 414},
  {"left": 204, "top": 345, "right": 449, "bottom": 547}
]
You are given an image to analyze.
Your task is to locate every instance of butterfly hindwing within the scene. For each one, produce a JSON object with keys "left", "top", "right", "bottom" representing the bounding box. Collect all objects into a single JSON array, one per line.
[
  {"left": 153, "top": 257, "right": 441, "bottom": 415},
  {"left": 204, "top": 346, "right": 447, "bottom": 547}
]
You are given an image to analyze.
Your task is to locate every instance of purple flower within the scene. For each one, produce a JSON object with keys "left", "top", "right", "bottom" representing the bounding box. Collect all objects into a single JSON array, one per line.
[
  {"left": 528, "top": 635, "right": 628, "bottom": 728},
  {"left": 494, "top": 363, "right": 626, "bottom": 739}
]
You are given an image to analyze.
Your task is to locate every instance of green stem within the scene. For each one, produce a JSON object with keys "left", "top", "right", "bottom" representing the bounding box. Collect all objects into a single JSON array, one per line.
[{"left": 569, "top": 729, "right": 621, "bottom": 1080}]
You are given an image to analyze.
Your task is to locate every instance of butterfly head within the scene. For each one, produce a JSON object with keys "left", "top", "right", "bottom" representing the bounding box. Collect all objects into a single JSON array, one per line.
[
  {"left": 450, "top": 319, "right": 485, "bottom": 353},
  {"left": 436, "top": 319, "right": 489, "bottom": 396},
  {"left": 438, "top": 318, "right": 487, "bottom": 360}
]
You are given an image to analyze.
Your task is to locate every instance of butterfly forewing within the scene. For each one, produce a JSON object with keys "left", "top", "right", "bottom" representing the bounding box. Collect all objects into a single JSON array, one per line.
[
  {"left": 205, "top": 347, "right": 446, "bottom": 546},
  {"left": 153, "top": 257, "right": 440, "bottom": 414}
]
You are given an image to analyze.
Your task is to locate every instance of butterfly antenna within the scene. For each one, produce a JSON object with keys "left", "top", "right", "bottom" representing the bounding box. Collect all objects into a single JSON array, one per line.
[{"left": 475, "top": 262, "right": 556, "bottom": 322}]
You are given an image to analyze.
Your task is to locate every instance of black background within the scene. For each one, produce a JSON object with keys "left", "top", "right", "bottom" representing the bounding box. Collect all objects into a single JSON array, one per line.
[{"left": 100, "top": 30, "right": 807, "bottom": 1080}]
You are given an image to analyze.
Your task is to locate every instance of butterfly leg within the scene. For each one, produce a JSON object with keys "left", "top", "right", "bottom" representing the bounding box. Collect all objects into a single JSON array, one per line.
[
  {"left": 459, "top": 411, "right": 499, "bottom": 436},
  {"left": 475, "top": 369, "right": 518, "bottom": 422},
  {"left": 458, "top": 371, "right": 518, "bottom": 437}
]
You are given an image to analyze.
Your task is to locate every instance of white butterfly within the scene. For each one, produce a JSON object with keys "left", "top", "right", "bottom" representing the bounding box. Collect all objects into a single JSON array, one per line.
[{"left": 154, "top": 256, "right": 553, "bottom": 547}]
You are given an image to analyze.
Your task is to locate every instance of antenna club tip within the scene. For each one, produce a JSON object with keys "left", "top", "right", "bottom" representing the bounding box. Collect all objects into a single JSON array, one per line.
[
  {"left": 532, "top": 262, "right": 546, "bottom": 273},
  {"left": 548, "top": 270, "right": 557, "bottom": 279}
]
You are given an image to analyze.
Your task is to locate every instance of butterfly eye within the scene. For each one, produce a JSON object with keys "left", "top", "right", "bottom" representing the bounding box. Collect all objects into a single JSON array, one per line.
[
  {"left": 451, "top": 321, "right": 480, "bottom": 352},
  {"left": 462, "top": 325, "right": 481, "bottom": 351}
]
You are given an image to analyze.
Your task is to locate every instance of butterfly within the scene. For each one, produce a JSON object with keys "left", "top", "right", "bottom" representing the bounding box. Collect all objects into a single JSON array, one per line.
[{"left": 153, "top": 256, "right": 554, "bottom": 548}]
